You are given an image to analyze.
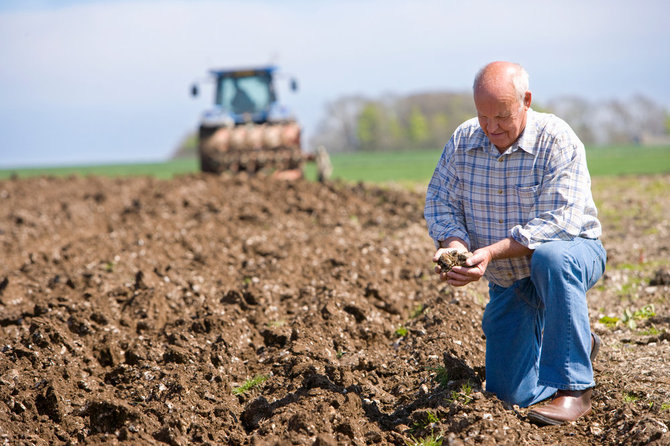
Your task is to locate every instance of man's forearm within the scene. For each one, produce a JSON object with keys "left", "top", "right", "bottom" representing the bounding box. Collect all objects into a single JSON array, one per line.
[{"left": 486, "top": 237, "right": 533, "bottom": 261}]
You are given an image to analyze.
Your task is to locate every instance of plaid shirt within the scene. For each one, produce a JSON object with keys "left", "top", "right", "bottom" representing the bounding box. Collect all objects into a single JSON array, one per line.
[{"left": 424, "top": 109, "right": 602, "bottom": 287}]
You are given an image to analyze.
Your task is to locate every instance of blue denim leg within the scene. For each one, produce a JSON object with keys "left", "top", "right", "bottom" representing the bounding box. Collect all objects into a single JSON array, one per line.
[
  {"left": 482, "top": 278, "right": 557, "bottom": 407},
  {"left": 530, "top": 238, "right": 606, "bottom": 390}
]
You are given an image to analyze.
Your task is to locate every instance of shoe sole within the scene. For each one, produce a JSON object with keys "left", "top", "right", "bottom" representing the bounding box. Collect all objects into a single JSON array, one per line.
[
  {"left": 527, "top": 410, "right": 565, "bottom": 426},
  {"left": 527, "top": 408, "right": 592, "bottom": 426},
  {"left": 590, "top": 332, "right": 601, "bottom": 363}
]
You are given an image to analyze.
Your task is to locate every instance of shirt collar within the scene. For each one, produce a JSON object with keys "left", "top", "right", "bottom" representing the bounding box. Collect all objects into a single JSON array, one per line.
[{"left": 514, "top": 108, "right": 538, "bottom": 155}]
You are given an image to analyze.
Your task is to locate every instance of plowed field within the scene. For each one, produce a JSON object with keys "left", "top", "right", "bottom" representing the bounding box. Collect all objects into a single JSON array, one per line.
[{"left": 1, "top": 173, "right": 668, "bottom": 445}]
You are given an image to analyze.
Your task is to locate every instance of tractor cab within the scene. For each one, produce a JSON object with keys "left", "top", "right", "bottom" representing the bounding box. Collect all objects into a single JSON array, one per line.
[{"left": 191, "top": 65, "right": 305, "bottom": 176}]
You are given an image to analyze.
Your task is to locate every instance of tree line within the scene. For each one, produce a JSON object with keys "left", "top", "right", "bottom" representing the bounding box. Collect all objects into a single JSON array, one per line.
[
  {"left": 309, "top": 91, "right": 670, "bottom": 152},
  {"left": 173, "top": 91, "right": 670, "bottom": 158}
]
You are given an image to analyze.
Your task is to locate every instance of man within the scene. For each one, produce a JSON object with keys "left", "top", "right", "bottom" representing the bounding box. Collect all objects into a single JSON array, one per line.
[{"left": 424, "top": 61, "right": 606, "bottom": 425}]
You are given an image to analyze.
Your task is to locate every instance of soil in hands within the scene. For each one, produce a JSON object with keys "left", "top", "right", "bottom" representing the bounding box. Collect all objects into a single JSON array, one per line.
[
  {"left": 436, "top": 251, "right": 473, "bottom": 273},
  {"left": 0, "top": 173, "right": 669, "bottom": 445}
]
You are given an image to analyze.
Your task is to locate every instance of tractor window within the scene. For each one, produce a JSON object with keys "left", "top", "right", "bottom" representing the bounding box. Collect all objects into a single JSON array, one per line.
[{"left": 217, "top": 73, "right": 274, "bottom": 115}]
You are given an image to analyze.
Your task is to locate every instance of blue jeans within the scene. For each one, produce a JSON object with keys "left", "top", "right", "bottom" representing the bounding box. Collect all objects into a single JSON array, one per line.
[{"left": 481, "top": 238, "right": 607, "bottom": 407}]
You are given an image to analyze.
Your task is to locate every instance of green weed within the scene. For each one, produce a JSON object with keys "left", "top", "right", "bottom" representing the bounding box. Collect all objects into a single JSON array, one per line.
[
  {"left": 233, "top": 375, "right": 268, "bottom": 396},
  {"left": 623, "top": 392, "right": 639, "bottom": 403},
  {"left": 661, "top": 402, "right": 670, "bottom": 411},
  {"left": 427, "top": 366, "right": 449, "bottom": 389},
  {"left": 410, "top": 304, "right": 426, "bottom": 319},
  {"left": 405, "top": 431, "right": 443, "bottom": 446},
  {"left": 411, "top": 410, "right": 440, "bottom": 432},
  {"left": 601, "top": 304, "right": 656, "bottom": 330},
  {"left": 395, "top": 326, "right": 409, "bottom": 337},
  {"left": 638, "top": 325, "right": 660, "bottom": 336},
  {"left": 633, "top": 304, "right": 656, "bottom": 319},
  {"left": 599, "top": 315, "right": 620, "bottom": 328},
  {"left": 449, "top": 381, "right": 473, "bottom": 404},
  {"left": 623, "top": 304, "right": 656, "bottom": 329}
]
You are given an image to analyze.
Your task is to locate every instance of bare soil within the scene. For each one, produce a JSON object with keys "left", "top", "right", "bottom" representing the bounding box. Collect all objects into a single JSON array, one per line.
[{"left": 0, "top": 173, "right": 668, "bottom": 445}]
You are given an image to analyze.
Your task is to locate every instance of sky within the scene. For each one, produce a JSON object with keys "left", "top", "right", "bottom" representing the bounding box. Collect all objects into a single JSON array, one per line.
[{"left": 1, "top": 0, "right": 669, "bottom": 168}]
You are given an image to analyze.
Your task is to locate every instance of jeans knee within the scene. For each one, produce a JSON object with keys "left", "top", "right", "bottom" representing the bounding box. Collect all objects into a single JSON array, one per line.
[
  {"left": 531, "top": 242, "right": 571, "bottom": 281},
  {"left": 532, "top": 242, "right": 566, "bottom": 269}
]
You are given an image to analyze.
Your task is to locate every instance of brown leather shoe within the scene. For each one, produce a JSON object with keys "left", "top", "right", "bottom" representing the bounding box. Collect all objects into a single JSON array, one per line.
[{"left": 528, "top": 388, "right": 592, "bottom": 425}]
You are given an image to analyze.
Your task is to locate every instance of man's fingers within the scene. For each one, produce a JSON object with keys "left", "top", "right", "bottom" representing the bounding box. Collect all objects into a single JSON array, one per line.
[{"left": 464, "top": 250, "right": 485, "bottom": 267}]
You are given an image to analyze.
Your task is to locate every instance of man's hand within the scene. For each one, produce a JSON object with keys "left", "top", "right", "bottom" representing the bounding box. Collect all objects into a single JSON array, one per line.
[
  {"left": 432, "top": 237, "right": 531, "bottom": 287},
  {"left": 433, "top": 246, "right": 492, "bottom": 287},
  {"left": 446, "top": 248, "right": 492, "bottom": 286}
]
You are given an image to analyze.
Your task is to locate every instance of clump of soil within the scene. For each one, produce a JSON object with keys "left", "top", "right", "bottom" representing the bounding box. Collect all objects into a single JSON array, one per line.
[
  {"left": 0, "top": 173, "right": 668, "bottom": 445},
  {"left": 436, "top": 250, "right": 473, "bottom": 273}
]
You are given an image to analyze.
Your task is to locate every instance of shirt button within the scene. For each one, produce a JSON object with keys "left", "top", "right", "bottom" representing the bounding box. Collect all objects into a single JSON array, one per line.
[
  {"left": 498, "top": 189, "right": 503, "bottom": 194},
  {"left": 498, "top": 158, "right": 504, "bottom": 162},
  {"left": 498, "top": 219, "right": 503, "bottom": 223}
]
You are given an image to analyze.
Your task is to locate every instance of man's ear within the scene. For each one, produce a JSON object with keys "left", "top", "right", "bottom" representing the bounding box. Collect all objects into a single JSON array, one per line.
[{"left": 524, "top": 91, "right": 532, "bottom": 109}]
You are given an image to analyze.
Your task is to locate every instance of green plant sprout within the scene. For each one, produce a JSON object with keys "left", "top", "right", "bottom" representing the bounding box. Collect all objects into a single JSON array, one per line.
[
  {"left": 410, "top": 304, "right": 426, "bottom": 319},
  {"left": 233, "top": 375, "right": 268, "bottom": 396},
  {"left": 411, "top": 410, "right": 440, "bottom": 432},
  {"left": 600, "top": 304, "right": 656, "bottom": 330},
  {"left": 622, "top": 392, "right": 639, "bottom": 403},
  {"left": 449, "top": 381, "right": 473, "bottom": 404},
  {"left": 405, "top": 431, "right": 443, "bottom": 446},
  {"left": 638, "top": 325, "right": 660, "bottom": 336},
  {"left": 395, "top": 326, "right": 409, "bottom": 337},
  {"left": 623, "top": 304, "right": 656, "bottom": 329},
  {"left": 427, "top": 366, "right": 449, "bottom": 389}
]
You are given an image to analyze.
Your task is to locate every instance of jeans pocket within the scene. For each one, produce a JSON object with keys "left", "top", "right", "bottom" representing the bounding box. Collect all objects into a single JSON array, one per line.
[{"left": 514, "top": 278, "right": 542, "bottom": 310}]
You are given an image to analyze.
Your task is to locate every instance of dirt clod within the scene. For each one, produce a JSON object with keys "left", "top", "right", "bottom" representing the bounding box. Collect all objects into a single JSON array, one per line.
[{"left": 437, "top": 250, "right": 473, "bottom": 272}]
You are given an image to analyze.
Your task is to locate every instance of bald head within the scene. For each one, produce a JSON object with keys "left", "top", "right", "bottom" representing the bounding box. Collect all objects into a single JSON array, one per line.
[{"left": 473, "top": 61, "right": 529, "bottom": 105}]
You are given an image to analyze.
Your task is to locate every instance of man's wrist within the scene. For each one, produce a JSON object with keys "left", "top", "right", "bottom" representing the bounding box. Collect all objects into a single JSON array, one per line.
[{"left": 438, "top": 237, "right": 467, "bottom": 250}]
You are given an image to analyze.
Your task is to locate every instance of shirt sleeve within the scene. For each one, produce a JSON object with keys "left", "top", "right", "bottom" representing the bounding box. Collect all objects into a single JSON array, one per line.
[
  {"left": 424, "top": 139, "right": 471, "bottom": 249},
  {"left": 510, "top": 135, "right": 591, "bottom": 249}
]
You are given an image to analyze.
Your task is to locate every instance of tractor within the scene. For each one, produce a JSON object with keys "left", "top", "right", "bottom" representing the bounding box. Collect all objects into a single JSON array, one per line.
[{"left": 191, "top": 65, "right": 308, "bottom": 178}]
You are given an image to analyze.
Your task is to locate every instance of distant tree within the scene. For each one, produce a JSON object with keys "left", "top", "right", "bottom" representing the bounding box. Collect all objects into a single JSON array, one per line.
[
  {"left": 388, "top": 114, "right": 405, "bottom": 148},
  {"left": 407, "top": 107, "right": 430, "bottom": 146},
  {"left": 310, "top": 90, "right": 669, "bottom": 152},
  {"left": 430, "top": 112, "right": 451, "bottom": 148},
  {"left": 545, "top": 94, "right": 670, "bottom": 145},
  {"left": 357, "top": 103, "right": 386, "bottom": 151},
  {"left": 310, "top": 96, "right": 366, "bottom": 152},
  {"left": 311, "top": 91, "right": 476, "bottom": 152},
  {"left": 546, "top": 96, "right": 597, "bottom": 144}
]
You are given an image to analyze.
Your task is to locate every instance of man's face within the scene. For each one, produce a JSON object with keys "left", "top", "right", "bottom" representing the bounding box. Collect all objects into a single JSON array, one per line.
[{"left": 474, "top": 87, "right": 530, "bottom": 152}]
